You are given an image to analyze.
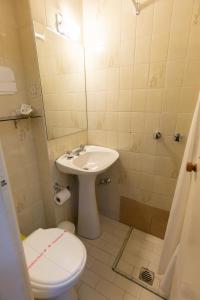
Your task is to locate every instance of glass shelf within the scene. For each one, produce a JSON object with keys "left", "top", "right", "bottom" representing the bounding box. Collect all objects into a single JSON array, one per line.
[{"left": 0, "top": 115, "right": 41, "bottom": 122}]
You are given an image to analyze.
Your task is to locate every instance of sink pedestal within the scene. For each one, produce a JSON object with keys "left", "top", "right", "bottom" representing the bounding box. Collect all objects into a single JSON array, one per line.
[{"left": 77, "top": 175, "right": 101, "bottom": 239}]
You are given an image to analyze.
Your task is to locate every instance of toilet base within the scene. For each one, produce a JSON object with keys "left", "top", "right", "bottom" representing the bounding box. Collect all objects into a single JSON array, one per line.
[{"left": 36, "top": 287, "right": 78, "bottom": 300}]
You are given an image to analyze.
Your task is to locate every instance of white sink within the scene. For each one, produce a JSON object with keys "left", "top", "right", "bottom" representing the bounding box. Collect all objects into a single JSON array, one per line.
[
  {"left": 56, "top": 146, "right": 119, "bottom": 175},
  {"left": 56, "top": 146, "right": 119, "bottom": 239}
]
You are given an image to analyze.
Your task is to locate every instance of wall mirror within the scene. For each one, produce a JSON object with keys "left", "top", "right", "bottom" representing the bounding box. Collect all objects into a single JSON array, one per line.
[{"left": 33, "top": 6, "right": 87, "bottom": 140}]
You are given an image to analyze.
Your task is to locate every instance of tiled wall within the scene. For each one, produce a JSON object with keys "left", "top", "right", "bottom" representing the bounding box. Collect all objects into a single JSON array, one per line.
[
  {"left": 84, "top": 0, "right": 200, "bottom": 219},
  {"left": 0, "top": 0, "right": 45, "bottom": 235},
  {"left": 30, "top": 0, "right": 87, "bottom": 139}
]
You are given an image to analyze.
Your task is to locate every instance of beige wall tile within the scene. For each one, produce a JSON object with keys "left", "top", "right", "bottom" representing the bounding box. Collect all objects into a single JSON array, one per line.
[
  {"left": 160, "top": 113, "right": 177, "bottom": 135},
  {"left": 121, "top": 0, "right": 136, "bottom": 40},
  {"left": 153, "top": 176, "right": 176, "bottom": 196},
  {"left": 168, "top": 30, "right": 190, "bottom": 60},
  {"left": 176, "top": 113, "right": 193, "bottom": 136},
  {"left": 146, "top": 89, "right": 163, "bottom": 112},
  {"left": 132, "top": 89, "right": 147, "bottom": 112},
  {"left": 135, "top": 36, "right": 151, "bottom": 63},
  {"left": 144, "top": 113, "right": 160, "bottom": 134},
  {"left": 153, "top": 0, "right": 174, "bottom": 35},
  {"left": 118, "top": 112, "right": 131, "bottom": 132},
  {"left": 183, "top": 60, "right": 200, "bottom": 86},
  {"left": 179, "top": 87, "right": 199, "bottom": 113},
  {"left": 131, "top": 113, "right": 145, "bottom": 133},
  {"left": 151, "top": 34, "right": 169, "bottom": 62},
  {"left": 148, "top": 62, "right": 166, "bottom": 89},
  {"left": 133, "top": 63, "right": 149, "bottom": 88},
  {"left": 136, "top": 3, "right": 154, "bottom": 38},
  {"left": 171, "top": 0, "right": 194, "bottom": 32},
  {"left": 83, "top": 0, "right": 200, "bottom": 225},
  {"left": 162, "top": 88, "right": 181, "bottom": 113},
  {"left": 118, "top": 133, "right": 131, "bottom": 151},
  {"left": 119, "top": 90, "right": 132, "bottom": 112},
  {"left": 165, "top": 60, "right": 185, "bottom": 87},
  {"left": 120, "top": 40, "right": 135, "bottom": 67},
  {"left": 120, "top": 67, "right": 134, "bottom": 90}
]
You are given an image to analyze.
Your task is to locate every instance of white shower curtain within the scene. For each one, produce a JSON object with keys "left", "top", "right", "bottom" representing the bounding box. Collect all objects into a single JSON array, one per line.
[{"left": 158, "top": 93, "right": 200, "bottom": 298}]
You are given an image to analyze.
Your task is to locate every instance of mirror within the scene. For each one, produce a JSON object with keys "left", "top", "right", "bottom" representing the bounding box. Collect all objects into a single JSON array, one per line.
[{"left": 33, "top": 10, "right": 87, "bottom": 140}]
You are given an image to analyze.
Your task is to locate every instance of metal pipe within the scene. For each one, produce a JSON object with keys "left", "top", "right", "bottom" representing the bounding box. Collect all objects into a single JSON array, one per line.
[{"left": 131, "top": 0, "right": 140, "bottom": 15}]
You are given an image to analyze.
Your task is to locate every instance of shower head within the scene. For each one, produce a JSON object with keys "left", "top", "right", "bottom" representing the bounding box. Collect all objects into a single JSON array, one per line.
[{"left": 131, "top": 0, "right": 140, "bottom": 15}]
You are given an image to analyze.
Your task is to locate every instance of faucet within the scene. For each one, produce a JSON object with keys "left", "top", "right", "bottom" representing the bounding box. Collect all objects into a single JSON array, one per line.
[
  {"left": 72, "top": 144, "right": 86, "bottom": 156},
  {"left": 65, "top": 145, "right": 86, "bottom": 159},
  {"left": 174, "top": 133, "right": 183, "bottom": 142}
]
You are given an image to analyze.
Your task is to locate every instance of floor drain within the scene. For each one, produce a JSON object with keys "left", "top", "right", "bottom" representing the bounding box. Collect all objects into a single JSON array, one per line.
[{"left": 139, "top": 267, "right": 154, "bottom": 285}]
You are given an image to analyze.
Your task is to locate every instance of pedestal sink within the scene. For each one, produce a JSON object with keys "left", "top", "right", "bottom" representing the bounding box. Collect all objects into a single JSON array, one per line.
[{"left": 56, "top": 146, "right": 119, "bottom": 239}]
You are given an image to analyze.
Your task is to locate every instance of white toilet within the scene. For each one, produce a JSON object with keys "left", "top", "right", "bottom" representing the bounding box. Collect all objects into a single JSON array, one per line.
[{"left": 23, "top": 228, "right": 87, "bottom": 300}]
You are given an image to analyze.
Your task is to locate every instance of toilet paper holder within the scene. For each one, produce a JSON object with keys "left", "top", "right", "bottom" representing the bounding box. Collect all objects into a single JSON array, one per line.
[{"left": 54, "top": 182, "right": 70, "bottom": 193}]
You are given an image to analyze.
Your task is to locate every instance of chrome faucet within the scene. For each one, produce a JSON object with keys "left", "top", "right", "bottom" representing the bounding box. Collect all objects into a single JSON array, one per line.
[
  {"left": 72, "top": 144, "right": 86, "bottom": 156},
  {"left": 65, "top": 145, "right": 86, "bottom": 159}
]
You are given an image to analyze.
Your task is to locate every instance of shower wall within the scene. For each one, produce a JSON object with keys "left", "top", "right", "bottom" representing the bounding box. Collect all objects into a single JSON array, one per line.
[{"left": 83, "top": 0, "right": 200, "bottom": 236}]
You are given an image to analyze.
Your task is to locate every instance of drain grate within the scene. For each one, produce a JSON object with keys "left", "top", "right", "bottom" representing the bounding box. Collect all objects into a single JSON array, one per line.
[{"left": 139, "top": 267, "right": 155, "bottom": 286}]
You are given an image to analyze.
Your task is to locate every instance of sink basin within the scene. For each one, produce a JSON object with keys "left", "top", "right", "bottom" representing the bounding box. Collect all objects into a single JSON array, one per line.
[
  {"left": 56, "top": 146, "right": 119, "bottom": 175},
  {"left": 56, "top": 146, "right": 119, "bottom": 239}
]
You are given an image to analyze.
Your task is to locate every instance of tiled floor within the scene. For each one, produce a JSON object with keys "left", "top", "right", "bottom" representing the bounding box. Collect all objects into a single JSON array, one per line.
[
  {"left": 116, "top": 228, "right": 164, "bottom": 296},
  {"left": 76, "top": 215, "right": 162, "bottom": 300}
]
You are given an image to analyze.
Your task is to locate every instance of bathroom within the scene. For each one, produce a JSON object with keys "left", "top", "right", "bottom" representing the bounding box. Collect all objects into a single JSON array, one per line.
[{"left": 0, "top": 0, "right": 200, "bottom": 299}]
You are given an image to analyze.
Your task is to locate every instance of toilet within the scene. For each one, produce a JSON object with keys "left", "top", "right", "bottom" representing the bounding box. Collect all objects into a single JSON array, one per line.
[{"left": 23, "top": 228, "right": 87, "bottom": 300}]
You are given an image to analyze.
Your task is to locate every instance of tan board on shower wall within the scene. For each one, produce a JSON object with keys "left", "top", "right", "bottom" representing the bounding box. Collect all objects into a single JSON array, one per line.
[{"left": 120, "top": 197, "right": 169, "bottom": 239}]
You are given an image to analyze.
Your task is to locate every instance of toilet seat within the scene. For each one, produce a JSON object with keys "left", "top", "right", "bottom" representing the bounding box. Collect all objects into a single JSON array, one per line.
[{"left": 23, "top": 228, "right": 86, "bottom": 298}]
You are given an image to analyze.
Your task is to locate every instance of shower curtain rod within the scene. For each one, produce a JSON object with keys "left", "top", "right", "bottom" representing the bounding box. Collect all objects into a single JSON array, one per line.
[{"left": 132, "top": 0, "right": 140, "bottom": 15}]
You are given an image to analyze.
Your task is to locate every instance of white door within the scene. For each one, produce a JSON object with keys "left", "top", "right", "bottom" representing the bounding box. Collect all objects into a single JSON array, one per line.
[
  {"left": 170, "top": 118, "right": 200, "bottom": 299},
  {"left": 0, "top": 142, "right": 33, "bottom": 300}
]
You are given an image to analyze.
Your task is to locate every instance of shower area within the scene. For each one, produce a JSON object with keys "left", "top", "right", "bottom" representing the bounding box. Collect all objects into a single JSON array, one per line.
[{"left": 82, "top": 0, "right": 200, "bottom": 298}]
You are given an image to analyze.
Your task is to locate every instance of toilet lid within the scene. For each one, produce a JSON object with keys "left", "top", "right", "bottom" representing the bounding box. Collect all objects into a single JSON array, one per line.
[{"left": 23, "top": 228, "right": 86, "bottom": 286}]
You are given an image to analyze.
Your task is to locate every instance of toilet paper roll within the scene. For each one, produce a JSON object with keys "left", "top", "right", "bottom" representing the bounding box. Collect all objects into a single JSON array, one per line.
[{"left": 54, "top": 189, "right": 71, "bottom": 206}]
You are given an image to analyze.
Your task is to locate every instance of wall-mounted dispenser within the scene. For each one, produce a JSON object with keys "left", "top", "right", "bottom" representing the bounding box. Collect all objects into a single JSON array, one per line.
[{"left": 53, "top": 182, "right": 71, "bottom": 206}]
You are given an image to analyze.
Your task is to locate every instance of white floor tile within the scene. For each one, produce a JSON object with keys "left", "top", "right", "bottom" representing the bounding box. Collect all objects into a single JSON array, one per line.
[
  {"left": 90, "top": 258, "right": 116, "bottom": 282},
  {"left": 118, "top": 259, "right": 134, "bottom": 274},
  {"left": 139, "top": 289, "right": 161, "bottom": 300},
  {"left": 88, "top": 244, "right": 114, "bottom": 265},
  {"left": 113, "top": 274, "right": 142, "bottom": 298},
  {"left": 86, "top": 255, "right": 96, "bottom": 269},
  {"left": 79, "top": 283, "right": 106, "bottom": 300},
  {"left": 124, "top": 293, "right": 138, "bottom": 300},
  {"left": 81, "top": 269, "right": 100, "bottom": 288},
  {"left": 101, "top": 231, "right": 124, "bottom": 247},
  {"left": 96, "top": 279, "right": 125, "bottom": 300},
  {"left": 79, "top": 216, "right": 164, "bottom": 300}
]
